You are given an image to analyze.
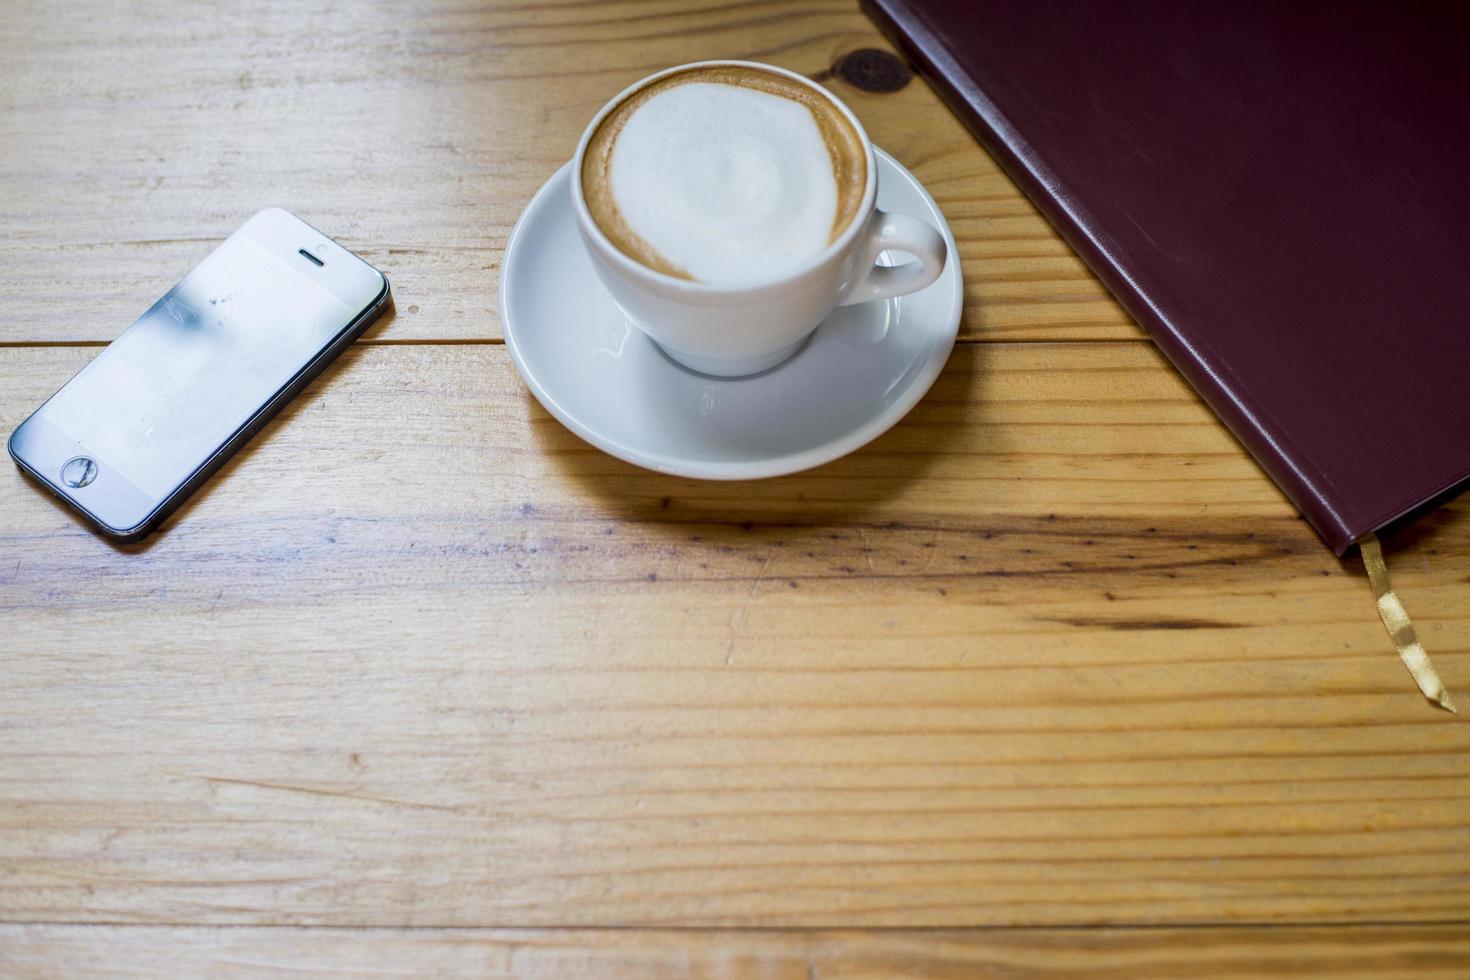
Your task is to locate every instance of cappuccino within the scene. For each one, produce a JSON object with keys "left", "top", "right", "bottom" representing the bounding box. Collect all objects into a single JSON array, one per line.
[{"left": 581, "top": 65, "right": 868, "bottom": 286}]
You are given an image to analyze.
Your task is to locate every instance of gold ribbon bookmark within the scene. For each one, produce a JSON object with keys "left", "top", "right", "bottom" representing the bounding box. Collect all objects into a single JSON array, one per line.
[{"left": 1359, "top": 533, "right": 1456, "bottom": 713}]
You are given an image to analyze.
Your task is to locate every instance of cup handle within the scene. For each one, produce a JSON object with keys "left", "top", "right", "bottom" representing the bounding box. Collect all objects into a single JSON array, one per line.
[{"left": 837, "top": 210, "right": 948, "bottom": 307}]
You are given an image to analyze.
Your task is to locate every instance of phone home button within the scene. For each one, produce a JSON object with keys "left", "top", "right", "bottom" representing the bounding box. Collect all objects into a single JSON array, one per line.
[{"left": 61, "top": 456, "right": 98, "bottom": 489}]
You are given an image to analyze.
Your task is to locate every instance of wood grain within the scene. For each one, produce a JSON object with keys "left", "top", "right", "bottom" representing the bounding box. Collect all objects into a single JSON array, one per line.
[
  {"left": 5, "top": 0, "right": 1468, "bottom": 965},
  {"left": 4, "top": 924, "right": 1470, "bottom": 978},
  {"left": 0, "top": 0, "right": 1136, "bottom": 345},
  {"left": 3, "top": 344, "right": 1467, "bottom": 927}
]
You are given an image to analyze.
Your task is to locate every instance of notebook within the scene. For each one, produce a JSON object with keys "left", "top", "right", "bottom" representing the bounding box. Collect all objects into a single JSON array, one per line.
[{"left": 862, "top": 0, "right": 1470, "bottom": 557}]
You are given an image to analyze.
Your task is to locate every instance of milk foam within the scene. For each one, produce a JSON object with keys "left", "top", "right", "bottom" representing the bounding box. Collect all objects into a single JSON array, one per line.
[{"left": 608, "top": 82, "right": 840, "bottom": 285}]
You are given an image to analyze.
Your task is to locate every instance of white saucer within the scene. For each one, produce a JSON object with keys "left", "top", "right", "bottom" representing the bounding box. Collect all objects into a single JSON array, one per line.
[{"left": 500, "top": 147, "right": 962, "bottom": 480}]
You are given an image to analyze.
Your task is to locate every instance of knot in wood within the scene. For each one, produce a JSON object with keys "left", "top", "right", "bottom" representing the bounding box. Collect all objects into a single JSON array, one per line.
[{"left": 834, "top": 49, "right": 913, "bottom": 93}]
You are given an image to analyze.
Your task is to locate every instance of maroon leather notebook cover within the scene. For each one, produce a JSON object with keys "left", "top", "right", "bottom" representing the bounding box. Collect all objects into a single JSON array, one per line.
[{"left": 863, "top": 0, "right": 1470, "bottom": 555}]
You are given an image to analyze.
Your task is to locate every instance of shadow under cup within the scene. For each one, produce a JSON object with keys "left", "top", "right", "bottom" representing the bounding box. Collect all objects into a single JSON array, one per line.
[{"left": 570, "top": 60, "right": 946, "bottom": 379}]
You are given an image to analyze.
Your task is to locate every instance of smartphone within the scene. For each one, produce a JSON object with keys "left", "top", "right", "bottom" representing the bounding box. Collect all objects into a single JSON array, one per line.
[{"left": 8, "top": 208, "right": 390, "bottom": 542}]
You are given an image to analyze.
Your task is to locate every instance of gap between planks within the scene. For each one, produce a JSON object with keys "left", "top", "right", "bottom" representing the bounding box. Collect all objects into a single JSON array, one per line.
[
  {"left": 4, "top": 919, "right": 1470, "bottom": 933},
  {"left": 0, "top": 337, "right": 1153, "bottom": 349}
]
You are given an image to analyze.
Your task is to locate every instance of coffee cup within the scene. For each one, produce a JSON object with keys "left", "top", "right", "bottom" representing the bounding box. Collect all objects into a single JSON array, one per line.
[{"left": 571, "top": 60, "right": 947, "bottom": 378}]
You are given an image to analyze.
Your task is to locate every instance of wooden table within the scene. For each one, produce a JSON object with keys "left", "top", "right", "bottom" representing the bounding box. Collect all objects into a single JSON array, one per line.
[{"left": 3, "top": 1, "right": 1467, "bottom": 975}]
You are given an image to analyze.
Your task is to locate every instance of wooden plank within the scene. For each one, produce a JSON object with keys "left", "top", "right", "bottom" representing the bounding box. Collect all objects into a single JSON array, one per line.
[
  {"left": 3, "top": 924, "right": 1470, "bottom": 978},
  {"left": 2, "top": 343, "right": 1467, "bottom": 927},
  {"left": 0, "top": 0, "right": 1136, "bottom": 346}
]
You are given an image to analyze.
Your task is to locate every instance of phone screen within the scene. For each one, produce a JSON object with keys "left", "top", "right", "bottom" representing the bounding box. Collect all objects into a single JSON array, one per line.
[
  {"left": 45, "top": 237, "right": 353, "bottom": 498},
  {"left": 10, "top": 209, "right": 386, "bottom": 537}
]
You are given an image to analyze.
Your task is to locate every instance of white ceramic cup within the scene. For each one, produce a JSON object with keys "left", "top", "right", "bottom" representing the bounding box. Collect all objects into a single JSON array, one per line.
[{"left": 570, "top": 60, "right": 948, "bottom": 378}]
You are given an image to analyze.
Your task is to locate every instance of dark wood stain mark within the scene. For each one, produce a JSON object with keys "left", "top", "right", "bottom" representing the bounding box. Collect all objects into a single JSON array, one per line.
[
  {"left": 1045, "top": 616, "right": 1242, "bottom": 631},
  {"left": 829, "top": 48, "right": 913, "bottom": 93}
]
